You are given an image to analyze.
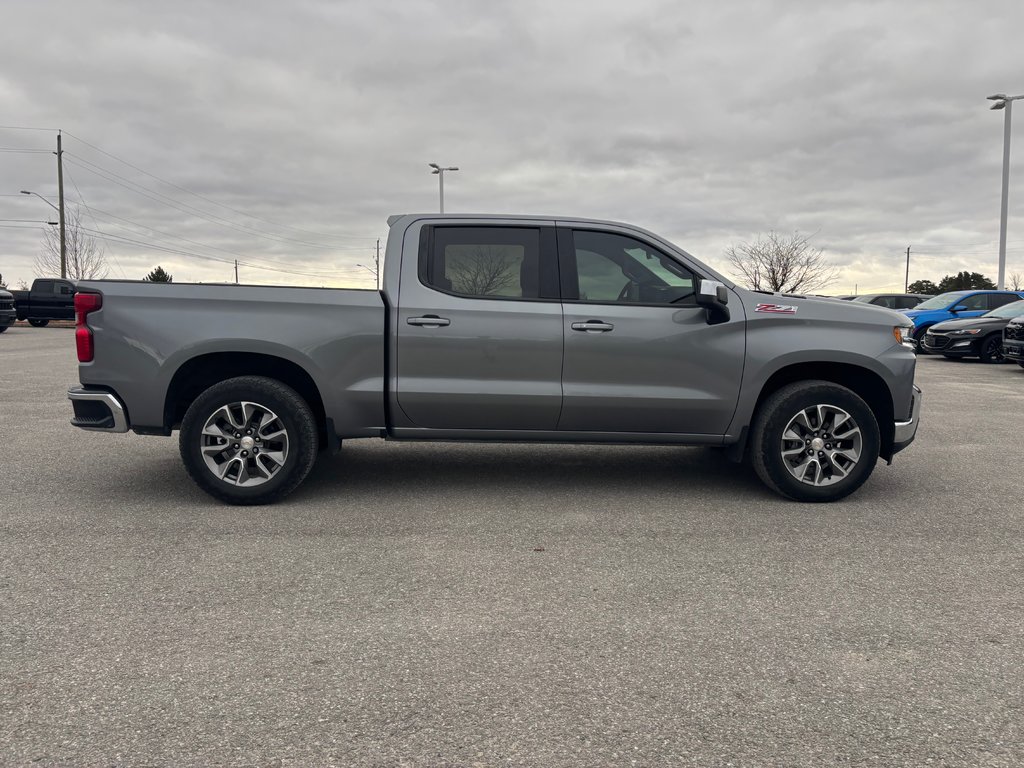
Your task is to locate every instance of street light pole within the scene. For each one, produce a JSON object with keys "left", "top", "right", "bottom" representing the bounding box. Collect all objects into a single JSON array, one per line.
[
  {"left": 428, "top": 162, "right": 459, "bottom": 213},
  {"left": 988, "top": 93, "right": 1023, "bottom": 290},
  {"left": 20, "top": 187, "right": 66, "bottom": 279}
]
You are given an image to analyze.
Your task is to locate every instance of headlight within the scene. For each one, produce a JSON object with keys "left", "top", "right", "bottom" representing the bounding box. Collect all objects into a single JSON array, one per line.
[
  {"left": 893, "top": 326, "right": 914, "bottom": 345},
  {"left": 948, "top": 328, "right": 982, "bottom": 335}
]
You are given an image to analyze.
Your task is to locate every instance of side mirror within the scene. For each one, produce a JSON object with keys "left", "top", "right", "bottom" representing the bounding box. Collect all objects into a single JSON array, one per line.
[
  {"left": 696, "top": 279, "right": 730, "bottom": 324},
  {"left": 952, "top": 304, "right": 968, "bottom": 312}
]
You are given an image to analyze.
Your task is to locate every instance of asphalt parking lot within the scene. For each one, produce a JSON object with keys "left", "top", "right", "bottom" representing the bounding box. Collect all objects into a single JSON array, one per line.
[{"left": 2, "top": 327, "right": 1023, "bottom": 767}]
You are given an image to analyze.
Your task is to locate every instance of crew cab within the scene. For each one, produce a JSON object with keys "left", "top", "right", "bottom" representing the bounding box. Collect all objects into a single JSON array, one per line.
[
  {"left": 68, "top": 214, "right": 922, "bottom": 505},
  {"left": 900, "top": 289, "right": 1024, "bottom": 348},
  {"left": 12, "top": 278, "right": 76, "bottom": 326}
]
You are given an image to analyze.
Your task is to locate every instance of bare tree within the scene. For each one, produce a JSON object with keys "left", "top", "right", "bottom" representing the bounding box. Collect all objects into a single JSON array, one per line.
[
  {"left": 1010, "top": 271, "right": 1023, "bottom": 291},
  {"left": 725, "top": 231, "right": 839, "bottom": 294},
  {"left": 34, "top": 206, "right": 108, "bottom": 280},
  {"left": 448, "top": 247, "right": 518, "bottom": 296}
]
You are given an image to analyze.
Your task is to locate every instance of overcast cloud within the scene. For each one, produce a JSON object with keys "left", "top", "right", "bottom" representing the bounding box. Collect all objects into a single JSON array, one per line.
[{"left": 1, "top": 0, "right": 1023, "bottom": 292}]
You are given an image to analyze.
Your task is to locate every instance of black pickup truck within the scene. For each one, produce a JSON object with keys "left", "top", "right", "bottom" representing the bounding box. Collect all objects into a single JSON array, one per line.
[{"left": 11, "top": 278, "right": 76, "bottom": 326}]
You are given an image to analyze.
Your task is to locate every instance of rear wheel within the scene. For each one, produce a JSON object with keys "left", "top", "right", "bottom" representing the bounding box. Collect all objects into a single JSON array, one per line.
[
  {"left": 750, "top": 381, "right": 880, "bottom": 502},
  {"left": 28, "top": 319, "right": 49, "bottom": 328},
  {"left": 978, "top": 334, "right": 1005, "bottom": 364},
  {"left": 179, "top": 376, "right": 319, "bottom": 505},
  {"left": 0, "top": 326, "right": 7, "bottom": 333}
]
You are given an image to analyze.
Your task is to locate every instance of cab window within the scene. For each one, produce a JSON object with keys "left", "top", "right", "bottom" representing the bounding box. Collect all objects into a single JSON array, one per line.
[{"left": 564, "top": 230, "right": 696, "bottom": 305}]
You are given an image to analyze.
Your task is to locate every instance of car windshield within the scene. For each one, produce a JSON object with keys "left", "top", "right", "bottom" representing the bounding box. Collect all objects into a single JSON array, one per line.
[
  {"left": 851, "top": 296, "right": 877, "bottom": 303},
  {"left": 913, "top": 292, "right": 966, "bottom": 310},
  {"left": 983, "top": 299, "right": 1024, "bottom": 319}
]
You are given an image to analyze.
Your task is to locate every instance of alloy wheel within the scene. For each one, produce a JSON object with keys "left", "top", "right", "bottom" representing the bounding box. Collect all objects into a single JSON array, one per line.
[
  {"left": 200, "top": 401, "right": 290, "bottom": 486},
  {"left": 780, "top": 403, "right": 863, "bottom": 487}
]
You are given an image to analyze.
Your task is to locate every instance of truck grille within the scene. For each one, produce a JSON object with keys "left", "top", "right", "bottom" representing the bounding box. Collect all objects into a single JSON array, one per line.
[
  {"left": 922, "top": 331, "right": 951, "bottom": 350},
  {"left": 1006, "top": 323, "right": 1024, "bottom": 341},
  {"left": 0, "top": 298, "right": 13, "bottom": 311}
]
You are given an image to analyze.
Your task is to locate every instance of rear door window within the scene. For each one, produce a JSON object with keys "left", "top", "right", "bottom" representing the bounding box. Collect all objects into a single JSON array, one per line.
[
  {"left": 422, "top": 226, "right": 556, "bottom": 300},
  {"left": 987, "top": 293, "right": 1020, "bottom": 309}
]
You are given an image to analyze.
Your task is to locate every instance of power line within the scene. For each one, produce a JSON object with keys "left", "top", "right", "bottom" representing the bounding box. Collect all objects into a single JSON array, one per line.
[
  {"left": 75, "top": 226, "right": 368, "bottom": 280},
  {"left": 0, "top": 125, "right": 58, "bottom": 132},
  {"left": 61, "top": 129, "right": 378, "bottom": 243},
  {"left": 63, "top": 164, "right": 129, "bottom": 279},
  {"left": 64, "top": 154, "right": 376, "bottom": 252},
  {"left": 73, "top": 204, "right": 367, "bottom": 278},
  {"left": 0, "top": 147, "right": 52, "bottom": 154}
]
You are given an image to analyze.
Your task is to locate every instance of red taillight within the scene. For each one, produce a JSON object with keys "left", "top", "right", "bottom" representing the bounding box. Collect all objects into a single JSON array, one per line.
[{"left": 74, "top": 292, "right": 102, "bottom": 362}]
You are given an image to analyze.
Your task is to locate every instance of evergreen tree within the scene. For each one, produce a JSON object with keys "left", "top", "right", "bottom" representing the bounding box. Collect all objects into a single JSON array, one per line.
[
  {"left": 937, "top": 271, "right": 995, "bottom": 292},
  {"left": 143, "top": 266, "right": 173, "bottom": 283}
]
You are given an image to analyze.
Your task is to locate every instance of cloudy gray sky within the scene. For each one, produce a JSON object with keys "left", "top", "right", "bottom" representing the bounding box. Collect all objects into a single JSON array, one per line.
[{"left": 1, "top": 0, "right": 1023, "bottom": 292}]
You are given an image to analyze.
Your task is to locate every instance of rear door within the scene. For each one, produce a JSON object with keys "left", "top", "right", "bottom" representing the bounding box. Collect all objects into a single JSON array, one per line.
[
  {"left": 394, "top": 224, "right": 563, "bottom": 430},
  {"left": 556, "top": 226, "right": 744, "bottom": 434}
]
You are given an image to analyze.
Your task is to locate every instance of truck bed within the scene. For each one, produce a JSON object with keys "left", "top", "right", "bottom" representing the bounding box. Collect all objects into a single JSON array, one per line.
[{"left": 77, "top": 280, "right": 387, "bottom": 436}]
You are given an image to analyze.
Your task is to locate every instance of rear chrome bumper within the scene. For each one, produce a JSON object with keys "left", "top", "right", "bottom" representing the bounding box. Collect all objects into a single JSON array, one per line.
[
  {"left": 892, "top": 385, "right": 922, "bottom": 454},
  {"left": 68, "top": 386, "right": 129, "bottom": 433}
]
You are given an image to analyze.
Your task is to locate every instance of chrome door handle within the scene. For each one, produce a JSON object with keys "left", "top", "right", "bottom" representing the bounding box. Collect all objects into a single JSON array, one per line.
[
  {"left": 407, "top": 315, "right": 451, "bottom": 327},
  {"left": 571, "top": 321, "right": 614, "bottom": 333}
]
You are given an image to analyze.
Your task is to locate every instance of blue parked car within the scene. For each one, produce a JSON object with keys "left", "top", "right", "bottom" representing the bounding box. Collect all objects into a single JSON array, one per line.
[{"left": 900, "top": 290, "right": 1024, "bottom": 349}]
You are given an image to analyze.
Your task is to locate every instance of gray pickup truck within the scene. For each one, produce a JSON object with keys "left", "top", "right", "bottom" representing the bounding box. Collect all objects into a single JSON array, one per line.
[{"left": 68, "top": 214, "right": 921, "bottom": 504}]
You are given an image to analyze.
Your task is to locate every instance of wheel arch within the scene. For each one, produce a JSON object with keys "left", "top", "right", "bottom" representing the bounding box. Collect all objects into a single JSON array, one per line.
[
  {"left": 748, "top": 362, "right": 896, "bottom": 461},
  {"left": 163, "top": 351, "right": 330, "bottom": 448}
]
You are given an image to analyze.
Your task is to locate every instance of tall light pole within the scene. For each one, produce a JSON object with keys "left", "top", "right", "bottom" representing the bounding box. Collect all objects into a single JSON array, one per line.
[
  {"left": 428, "top": 162, "right": 458, "bottom": 213},
  {"left": 988, "top": 93, "right": 1023, "bottom": 290},
  {"left": 21, "top": 188, "right": 66, "bottom": 280},
  {"left": 20, "top": 188, "right": 66, "bottom": 279}
]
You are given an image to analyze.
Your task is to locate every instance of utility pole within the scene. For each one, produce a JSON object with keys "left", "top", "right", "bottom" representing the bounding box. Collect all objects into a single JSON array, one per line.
[
  {"left": 55, "top": 131, "right": 67, "bottom": 279},
  {"left": 904, "top": 246, "right": 911, "bottom": 293},
  {"left": 234, "top": 260, "right": 239, "bottom": 284},
  {"left": 375, "top": 238, "right": 380, "bottom": 285}
]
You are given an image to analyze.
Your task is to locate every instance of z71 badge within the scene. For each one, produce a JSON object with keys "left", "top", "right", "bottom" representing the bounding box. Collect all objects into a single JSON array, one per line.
[{"left": 755, "top": 303, "right": 798, "bottom": 314}]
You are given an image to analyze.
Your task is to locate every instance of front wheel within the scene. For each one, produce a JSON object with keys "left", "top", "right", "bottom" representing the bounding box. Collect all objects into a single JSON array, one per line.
[
  {"left": 179, "top": 376, "right": 319, "bottom": 505},
  {"left": 28, "top": 319, "right": 49, "bottom": 328},
  {"left": 750, "top": 381, "right": 880, "bottom": 502},
  {"left": 913, "top": 327, "right": 930, "bottom": 354},
  {"left": 978, "top": 334, "right": 1005, "bottom": 364}
]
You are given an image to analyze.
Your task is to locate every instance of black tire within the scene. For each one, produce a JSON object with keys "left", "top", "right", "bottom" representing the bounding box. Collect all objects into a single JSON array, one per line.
[
  {"left": 28, "top": 319, "right": 49, "bottom": 328},
  {"left": 913, "top": 326, "right": 931, "bottom": 354},
  {"left": 750, "top": 380, "right": 880, "bottom": 503},
  {"left": 179, "top": 376, "right": 319, "bottom": 505},
  {"left": 1018, "top": 362, "right": 1024, "bottom": 369},
  {"left": 978, "top": 334, "right": 1005, "bottom": 364},
  {"left": 0, "top": 326, "right": 7, "bottom": 333}
]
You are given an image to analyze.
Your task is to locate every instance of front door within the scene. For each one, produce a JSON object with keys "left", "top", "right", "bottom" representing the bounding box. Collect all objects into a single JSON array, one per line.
[
  {"left": 557, "top": 227, "right": 744, "bottom": 434},
  {"left": 395, "top": 224, "right": 563, "bottom": 430}
]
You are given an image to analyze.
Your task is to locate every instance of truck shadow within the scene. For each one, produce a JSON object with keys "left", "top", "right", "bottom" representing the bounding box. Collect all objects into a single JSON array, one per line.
[{"left": 299, "top": 441, "right": 764, "bottom": 500}]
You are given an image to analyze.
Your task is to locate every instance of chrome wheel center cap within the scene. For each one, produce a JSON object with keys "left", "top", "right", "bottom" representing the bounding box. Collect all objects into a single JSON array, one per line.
[
  {"left": 240, "top": 436, "right": 255, "bottom": 451},
  {"left": 810, "top": 437, "right": 825, "bottom": 451}
]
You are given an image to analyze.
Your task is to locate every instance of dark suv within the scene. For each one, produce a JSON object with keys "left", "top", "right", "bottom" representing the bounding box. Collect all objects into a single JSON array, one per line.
[
  {"left": 849, "top": 293, "right": 931, "bottom": 309},
  {"left": 1004, "top": 315, "right": 1024, "bottom": 368},
  {"left": 0, "top": 289, "right": 16, "bottom": 333}
]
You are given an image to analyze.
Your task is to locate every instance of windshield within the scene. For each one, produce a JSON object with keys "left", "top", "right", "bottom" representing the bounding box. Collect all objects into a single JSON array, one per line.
[
  {"left": 913, "top": 292, "right": 966, "bottom": 310},
  {"left": 984, "top": 299, "right": 1024, "bottom": 319}
]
